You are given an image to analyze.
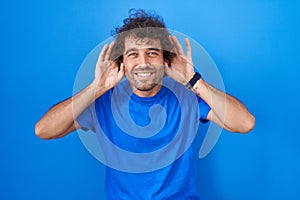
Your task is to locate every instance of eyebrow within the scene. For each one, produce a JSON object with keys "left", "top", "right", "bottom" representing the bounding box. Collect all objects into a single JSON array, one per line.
[{"left": 125, "top": 48, "right": 161, "bottom": 55}]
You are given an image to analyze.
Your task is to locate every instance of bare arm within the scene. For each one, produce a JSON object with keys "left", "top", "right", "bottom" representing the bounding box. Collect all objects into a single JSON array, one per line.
[
  {"left": 192, "top": 79, "right": 255, "bottom": 133},
  {"left": 35, "top": 83, "right": 101, "bottom": 139},
  {"left": 165, "top": 36, "right": 255, "bottom": 133},
  {"left": 35, "top": 42, "right": 124, "bottom": 139}
]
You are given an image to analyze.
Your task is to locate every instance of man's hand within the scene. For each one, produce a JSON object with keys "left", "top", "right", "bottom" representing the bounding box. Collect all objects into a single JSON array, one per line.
[
  {"left": 93, "top": 41, "right": 124, "bottom": 96},
  {"left": 35, "top": 41, "right": 125, "bottom": 139},
  {"left": 164, "top": 36, "right": 195, "bottom": 86}
]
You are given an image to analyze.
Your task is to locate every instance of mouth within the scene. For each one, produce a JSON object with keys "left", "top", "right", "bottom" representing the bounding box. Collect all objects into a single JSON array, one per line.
[{"left": 134, "top": 72, "right": 154, "bottom": 78}]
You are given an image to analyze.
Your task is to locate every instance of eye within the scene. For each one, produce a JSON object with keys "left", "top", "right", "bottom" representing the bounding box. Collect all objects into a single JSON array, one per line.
[
  {"left": 148, "top": 51, "right": 159, "bottom": 57},
  {"left": 127, "top": 52, "right": 137, "bottom": 58}
]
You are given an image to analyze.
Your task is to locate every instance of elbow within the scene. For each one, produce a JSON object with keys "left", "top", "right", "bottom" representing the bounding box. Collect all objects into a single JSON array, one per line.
[
  {"left": 239, "top": 114, "right": 256, "bottom": 134},
  {"left": 34, "top": 122, "right": 53, "bottom": 140}
]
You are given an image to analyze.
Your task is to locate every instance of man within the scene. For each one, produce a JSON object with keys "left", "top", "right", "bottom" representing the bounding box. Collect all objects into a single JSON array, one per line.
[{"left": 35, "top": 9, "right": 255, "bottom": 199}]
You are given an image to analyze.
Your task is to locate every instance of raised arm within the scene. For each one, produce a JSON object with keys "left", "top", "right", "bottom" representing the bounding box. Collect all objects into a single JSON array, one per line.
[
  {"left": 164, "top": 36, "right": 255, "bottom": 133},
  {"left": 192, "top": 78, "right": 255, "bottom": 133},
  {"left": 35, "top": 42, "right": 124, "bottom": 139}
]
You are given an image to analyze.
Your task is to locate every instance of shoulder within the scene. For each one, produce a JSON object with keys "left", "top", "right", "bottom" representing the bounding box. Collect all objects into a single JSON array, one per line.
[{"left": 95, "top": 80, "right": 131, "bottom": 102}]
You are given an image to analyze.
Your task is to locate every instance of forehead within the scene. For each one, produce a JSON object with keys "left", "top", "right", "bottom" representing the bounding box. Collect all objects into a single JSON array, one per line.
[{"left": 124, "top": 36, "right": 162, "bottom": 51}]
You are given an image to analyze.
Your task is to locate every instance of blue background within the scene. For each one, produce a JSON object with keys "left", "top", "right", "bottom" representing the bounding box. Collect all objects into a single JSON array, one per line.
[{"left": 1, "top": 0, "right": 299, "bottom": 199}]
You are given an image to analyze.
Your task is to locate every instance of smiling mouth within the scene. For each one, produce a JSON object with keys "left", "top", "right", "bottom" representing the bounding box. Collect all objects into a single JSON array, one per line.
[{"left": 135, "top": 72, "right": 153, "bottom": 77}]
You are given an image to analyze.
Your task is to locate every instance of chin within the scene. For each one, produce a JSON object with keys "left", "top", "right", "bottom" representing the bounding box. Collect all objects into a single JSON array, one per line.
[
  {"left": 136, "top": 83, "right": 158, "bottom": 91},
  {"left": 137, "top": 86, "right": 156, "bottom": 92}
]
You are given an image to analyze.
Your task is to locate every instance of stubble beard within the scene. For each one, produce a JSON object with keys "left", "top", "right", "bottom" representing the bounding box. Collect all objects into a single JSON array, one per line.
[{"left": 127, "top": 65, "right": 164, "bottom": 92}]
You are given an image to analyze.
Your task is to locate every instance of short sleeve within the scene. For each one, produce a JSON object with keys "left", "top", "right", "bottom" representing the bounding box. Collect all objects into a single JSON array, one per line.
[
  {"left": 197, "top": 97, "right": 211, "bottom": 123},
  {"left": 76, "top": 103, "right": 97, "bottom": 133}
]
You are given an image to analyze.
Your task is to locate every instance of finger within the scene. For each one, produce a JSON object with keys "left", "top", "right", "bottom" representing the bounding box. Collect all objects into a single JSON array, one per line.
[
  {"left": 163, "top": 60, "right": 169, "bottom": 68},
  {"left": 185, "top": 38, "right": 192, "bottom": 59},
  {"left": 171, "top": 36, "right": 184, "bottom": 55},
  {"left": 164, "top": 62, "right": 172, "bottom": 76},
  {"left": 107, "top": 60, "right": 119, "bottom": 71},
  {"left": 97, "top": 44, "right": 109, "bottom": 64},
  {"left": 105, "top": 41, "right": 115, "bottom": 61}
]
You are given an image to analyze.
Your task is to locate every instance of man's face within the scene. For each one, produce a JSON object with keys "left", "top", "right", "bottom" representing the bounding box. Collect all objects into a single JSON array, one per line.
[{"left": 122, "top": 36, "right": 165, "bottom": 97}]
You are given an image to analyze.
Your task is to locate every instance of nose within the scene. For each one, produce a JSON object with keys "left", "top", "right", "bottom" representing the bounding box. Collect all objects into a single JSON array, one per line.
[{"left": 139, "top": 53, "right": 148, "bottom": 65}]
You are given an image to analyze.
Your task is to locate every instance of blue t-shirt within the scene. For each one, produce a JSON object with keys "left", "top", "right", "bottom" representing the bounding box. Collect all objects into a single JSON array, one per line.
[{"left": 77, "top": 77, "right": 210, "bottom": 200}]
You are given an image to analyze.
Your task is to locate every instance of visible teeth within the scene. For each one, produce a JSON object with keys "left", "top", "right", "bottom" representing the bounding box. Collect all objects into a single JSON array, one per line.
[{"left": 136, "top": 73, "right": 151, "bottom": 77}]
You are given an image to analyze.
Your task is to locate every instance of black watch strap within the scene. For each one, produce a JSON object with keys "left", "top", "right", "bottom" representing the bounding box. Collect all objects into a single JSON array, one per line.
[{"left": 186, "top": 72, "right": 202, "bottom": 89}]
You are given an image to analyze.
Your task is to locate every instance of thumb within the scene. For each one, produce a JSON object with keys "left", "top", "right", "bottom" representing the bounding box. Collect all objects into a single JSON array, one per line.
[
  {"left": 117, "top": 63, "right": 125, "bottom": 80},
  {"left": 164, "top": 63, "right": 172, "bottom": 76}
]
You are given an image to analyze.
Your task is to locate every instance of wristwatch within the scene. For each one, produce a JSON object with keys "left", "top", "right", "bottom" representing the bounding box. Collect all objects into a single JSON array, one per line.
[{"left": 186, "top": 72, "right": 202, "bottom": 89}]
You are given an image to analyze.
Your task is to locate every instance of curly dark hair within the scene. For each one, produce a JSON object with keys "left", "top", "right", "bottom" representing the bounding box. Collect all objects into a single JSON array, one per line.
[{"left": 111, "top": 9, "right": 174, "bottom": 65}]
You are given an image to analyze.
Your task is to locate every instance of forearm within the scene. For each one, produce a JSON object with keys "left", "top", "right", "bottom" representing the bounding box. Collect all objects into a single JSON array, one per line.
[
  {"left": 192, "top": 79, "right": 255, "bottom": 133},
  {"left": 35, "top": 42, "right": 124, "bottom": 139},
  {"left": 35, "top": 81, "right": 107, "bottom": 139}
]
